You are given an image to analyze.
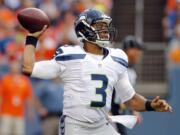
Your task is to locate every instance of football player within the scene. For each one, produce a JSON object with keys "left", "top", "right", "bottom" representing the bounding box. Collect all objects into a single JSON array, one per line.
[{"left": 22, "top": 9, "right": 172, "bottom": 135}]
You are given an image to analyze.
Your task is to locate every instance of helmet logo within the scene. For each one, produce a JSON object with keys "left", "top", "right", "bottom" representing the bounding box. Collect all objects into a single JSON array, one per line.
[
  {"left": 101, "top": 14, "right": 109, "bottom": 18},
  {"left": 79, "top": 15, "right": 86, "bottom": 20}
]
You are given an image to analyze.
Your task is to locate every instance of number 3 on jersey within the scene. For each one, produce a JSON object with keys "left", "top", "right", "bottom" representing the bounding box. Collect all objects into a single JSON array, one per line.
[{"left": 90, "top": 74, "right": 108, "bottom": 107}]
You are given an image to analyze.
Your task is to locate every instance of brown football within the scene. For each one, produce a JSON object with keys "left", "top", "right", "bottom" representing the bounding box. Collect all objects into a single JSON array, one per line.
[{"left": 17, "top": 8, "right": 50, "bottom": 33}]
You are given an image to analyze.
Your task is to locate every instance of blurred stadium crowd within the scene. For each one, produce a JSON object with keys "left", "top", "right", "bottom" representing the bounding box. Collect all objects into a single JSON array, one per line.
[
  {"left": 0, "top": 0, "right": 180, "bottom": 135},
  {"left": 163, "top": 0, "right": 180, "bottom": 64}
]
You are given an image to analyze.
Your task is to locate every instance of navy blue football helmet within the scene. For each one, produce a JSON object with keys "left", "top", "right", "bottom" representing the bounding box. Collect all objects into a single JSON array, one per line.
[{"left": 74, "top": 9, "right": 115, "bottom": 47}]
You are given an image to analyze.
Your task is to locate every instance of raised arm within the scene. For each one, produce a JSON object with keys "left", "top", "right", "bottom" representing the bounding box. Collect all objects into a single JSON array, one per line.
[
  {"left": 22, "top": 26, "right": 47, "bottom": 75},
  {"left": 22, "top": 44, "right": 36, "bottom": 75},
  {"left": 22, "top": 26, "right": 61, "bottom": 79}
]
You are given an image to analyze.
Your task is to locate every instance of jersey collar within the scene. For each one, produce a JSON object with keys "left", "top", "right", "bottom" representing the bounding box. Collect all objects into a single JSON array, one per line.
[{"left": 102, "top": 48, "right": 109, "bottom": 59}]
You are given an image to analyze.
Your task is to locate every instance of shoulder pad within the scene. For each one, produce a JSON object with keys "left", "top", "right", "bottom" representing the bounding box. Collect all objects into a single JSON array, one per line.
[
  {"left": 54, "top": 45, "right": 86, "bottom": 61},
  {"left": 54, "top": 45, "right": 84, "bottom": 57},
  {"left": 110, "top": 48, "right": 128, "bottom": 68}
]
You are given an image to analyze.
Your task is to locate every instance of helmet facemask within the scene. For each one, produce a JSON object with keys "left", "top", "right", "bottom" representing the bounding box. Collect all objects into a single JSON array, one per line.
[{"left": 92, "top": 20, "right": 116, "bottom": 47}]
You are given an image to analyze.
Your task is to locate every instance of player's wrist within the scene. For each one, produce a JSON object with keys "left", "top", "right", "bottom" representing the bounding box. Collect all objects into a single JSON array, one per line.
[
  {"left": 145, "top": 100, "right": 155, "bottom": 111},
  {"left": 25, "top": 36, "right": 38, "bottom": 47}
]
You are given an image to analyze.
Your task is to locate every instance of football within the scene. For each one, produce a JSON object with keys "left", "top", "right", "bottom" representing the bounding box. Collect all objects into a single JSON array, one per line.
[{"left": 17, "top": 8, "right": 50, "bottom": 33}]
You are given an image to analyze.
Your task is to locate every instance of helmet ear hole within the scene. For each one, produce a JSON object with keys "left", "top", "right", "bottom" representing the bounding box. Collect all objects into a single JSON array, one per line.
[{"left": 80, "top": 29, "right": 85, "bottom": 33}]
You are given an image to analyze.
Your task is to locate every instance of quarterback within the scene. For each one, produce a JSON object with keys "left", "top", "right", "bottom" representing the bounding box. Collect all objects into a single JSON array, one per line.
[{"left": 22, "top": 9, "right": 172, "bottom": 135}]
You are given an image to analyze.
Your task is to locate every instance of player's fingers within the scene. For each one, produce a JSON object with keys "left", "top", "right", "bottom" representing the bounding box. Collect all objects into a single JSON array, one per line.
[
  {"left": 161, "top": 102, "right": 172, "bottom": 112},
  {"left": 38, "top": 25, "right": 47, "bottom": 36},
  {"left": 154, "top": 100, "right": 162, "bottom": 107},
  {"left": 42, "top": 25, "right": 48, "bottom": 31},
  {"left": 32, "top": 25, "right": 48, "bottom": 38},
  {"left": 30, "top": 25, "right": 47, "bottom": 33},
  {"left": 153, "top": 101, "right": 165, "bottom": 110},
  {"left": 166, "top": 105, "right": 173, "bottom": 112},
  {"left": 164, "top": 104, "right": 169, "bottom": 110},
  {"left": 159, "top": 100, "right": 166, "bottom": 107},
  {"left": 152, "top": 96, "right": 160, "bottom": 103},
  {"left": 169, "top": 106, "right": 173, "bottom": 112}
]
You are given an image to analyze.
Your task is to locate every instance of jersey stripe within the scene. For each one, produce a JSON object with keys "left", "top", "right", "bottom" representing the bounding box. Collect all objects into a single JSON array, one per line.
[
  {"left": 60, "top": 115, "right": 66, "bottom": 135},
  {"left": 55, "top": 54, "right": 86, "bottom": 61},
  {"left": 111, "top": 56, "right": 128, "bottom": 68},
  {"left": 54, "top": 47, "right": 63, "bottom": 58}
]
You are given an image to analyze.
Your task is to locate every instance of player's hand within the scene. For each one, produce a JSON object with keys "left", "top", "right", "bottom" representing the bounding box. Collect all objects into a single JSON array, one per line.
[
  {"left": 28, "top": 25, "right": 48, "bottom": 38},
  {"left": 132, "top": 111, "right": 142, "bottom": 124},
  {"left": 151, "top": 96, "right": 172, "bottom": 112}
]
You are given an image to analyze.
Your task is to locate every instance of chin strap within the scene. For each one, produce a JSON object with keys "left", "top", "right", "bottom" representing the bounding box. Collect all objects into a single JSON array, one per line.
[{"left": 95, "top": 40, "right": 110, "bottom": 48}]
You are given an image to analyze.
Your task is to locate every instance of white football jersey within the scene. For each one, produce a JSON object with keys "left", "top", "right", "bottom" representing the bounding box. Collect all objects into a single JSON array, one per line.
[
  {"left": 31, "top": 45, "right": 135, "bottom": 123},
  {"left": 127, "top": 67, "right": 137, "bottom": 87}
]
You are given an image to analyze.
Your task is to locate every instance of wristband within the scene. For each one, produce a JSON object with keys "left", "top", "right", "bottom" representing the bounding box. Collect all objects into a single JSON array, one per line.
[
  {"left": 25, "top": 36, "right": 38, "bottom": 47},
  {"left": 145, "top": 100, "right": 155, "bottom": 111}
]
